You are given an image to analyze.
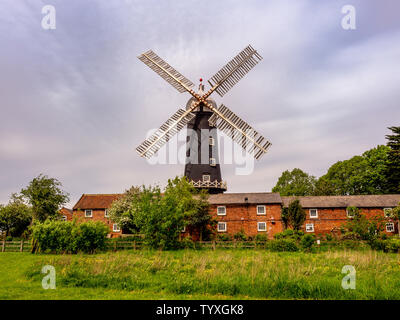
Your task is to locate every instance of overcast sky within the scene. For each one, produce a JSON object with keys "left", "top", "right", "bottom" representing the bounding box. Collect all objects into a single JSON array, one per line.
[{"left": 1, "top": 0, "right": 399, "bottom": 207}]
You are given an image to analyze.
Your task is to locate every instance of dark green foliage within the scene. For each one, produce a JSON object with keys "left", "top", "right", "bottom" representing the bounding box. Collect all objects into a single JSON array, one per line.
[
  {"left": 342, "top": 207, "right": 385, "bottom": 242},
  {"left": 233, "top": 229, "right": 247, "bottom": 241},
  {"left": 286, "top": 199, "right": 306, "bottom": 231},
  {"left": 31, "top": 220, "right": 108, "bottom": 253},
  {"left": 370, "top": 237, "right": 400, "bottom": 253},
  {"left": 385, "top": 126, "right": 400, "bottom": 193},
  {"left": 217, "top": 233, "right": 232, "bottom": 241},
  {"left": 281, "top": 207, "right": 289, "bottom": 229},
  {"left": 267, "top": 239, "right": 299, "bottom": 252},
  {"left": 109, "top": 176, "right": 213, "bottom": 250},
  {"left": 314, "top": 145, "right": 390, "bottom": 195},
  {"left": 21, "top": 174, "right": 69, "bottom": 222},
  {"left": 300, "top": 234, "right": 315, "bottom": 251},
  {"left": 272, "top": 168, "right": 316, "bottom": 196},
  {"left": 255, "top": 234, "right": 268, "bottom": 242},
  {"left": 0, "top": 194, "right": 32, "bottom": 237}
]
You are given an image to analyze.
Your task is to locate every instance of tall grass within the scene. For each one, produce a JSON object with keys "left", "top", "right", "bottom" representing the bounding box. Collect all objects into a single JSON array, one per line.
[{"left": 25, "top": 249, "right": 400, "bottom": 299}]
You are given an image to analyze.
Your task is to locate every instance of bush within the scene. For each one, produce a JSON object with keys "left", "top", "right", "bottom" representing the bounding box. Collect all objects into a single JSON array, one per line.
[
  {"left": 217, "top": 234, "right": 232, "bottom": 241},
  {"left": 180, "top": 237, "right": 196, "bottom": 249},
  {"left": 267, "top": 239, "right": 299, "bottom": 252},
  {"left": 233, "top": 230, "right": 247, "bottom": 241},
  {"left": 274, "top": 229, "right": 304, "bottom": 241},
  {"left": 255, "top": 234, "right": 268, "bottom": 242},
  {"left": 300, "top": 234, "right": 315, "bottom": 251},
  {"left": 325, "top": 234, "right": 334, "bottom": 241},
  {"left": 371, "top": 237, "right": 400, "bottom": 253},
  {"left": 31, "top": 220, "right": 108, "bottom": 254}
]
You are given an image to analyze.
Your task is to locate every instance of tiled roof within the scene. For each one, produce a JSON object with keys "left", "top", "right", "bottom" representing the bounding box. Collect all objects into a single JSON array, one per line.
[
  {"left": 208, "top": 192, "right": 282, "bottom": 204},
  {"left": 73, "top": 194, "right": 123, "bottom": 210},
  {"left": 60, "top": 207, "right": 73, "bottom": 214},
  {"left": 282, "top": 194, "right": 400, "bottom": 208}
]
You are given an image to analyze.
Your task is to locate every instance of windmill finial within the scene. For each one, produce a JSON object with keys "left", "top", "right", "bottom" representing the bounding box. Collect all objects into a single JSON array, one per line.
[{"left": 198, "top": 78, "right": 204, "bottom": 93}]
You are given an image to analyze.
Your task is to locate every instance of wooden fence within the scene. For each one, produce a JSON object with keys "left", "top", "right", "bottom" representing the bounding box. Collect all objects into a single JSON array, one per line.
[
  {"left": 0, "top": 239, "right": 269, "bottom": 253},
  {"left": 1, "top": 240, "right": 31, "bottom": 253}
]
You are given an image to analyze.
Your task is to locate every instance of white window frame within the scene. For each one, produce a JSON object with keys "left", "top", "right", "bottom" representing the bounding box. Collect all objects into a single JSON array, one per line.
[
  {"left": 62, "top": 215, "right": 67, "bottom": 221},
  {"left": 309, "top": 209, "right": 318, "bottom": 219},
  {"left": 202, "top": 174, "right": 211, "bottom": 182},
  {"left": 217, "top": 222, "right": 227, "bottom": 232},
  {"left": 85, "top": 209, "right": 93, "bottom": 218},
  {"left": 257, "top": 205, "right": 266, "bottom": 215},
  {"left": 384, "top": 208, "right": 393, "bottom": 218},
  {"left": 104, "top": 209, "right": 109, "bottom": 218},
  {"left": 306, "top": 223, "right": 314, "bottom": 233},
  {"left": 257, "top": 222, "right": 267, "bottom": 231},
  {"left": 209, "top": 137, "right": 215, "bottom": 146},
  {"left": 209, "top": 158, "right": 216, "bottom": 166},
  {"left": 113, "top": 224, "right": 121, "bottom": 232},
  {"left": 217, "top": 206, "right": 226, "bottom": 216},
  {"left": 346, "top": 208, "right": 355, "bottom": 218},
  {"left": 386, "top": 222, "right": 395, "bottom": 233}
]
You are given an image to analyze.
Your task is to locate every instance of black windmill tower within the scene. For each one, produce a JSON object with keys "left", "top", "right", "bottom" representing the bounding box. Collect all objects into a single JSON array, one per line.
[{"left": 136, "top": 45, "right": 271, "bottom": 194}]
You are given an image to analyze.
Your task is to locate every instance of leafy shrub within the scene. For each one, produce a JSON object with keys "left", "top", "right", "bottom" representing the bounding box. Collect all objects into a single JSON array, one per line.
[
  {"left": 255, "top": 234, "right": 268, "bottom": 242},
  {"left": 267, "top": 239, "right": 299, "bottom": 252},
  {"left": 300, "top": 234, "right": 315, "bottom": 251},
  {"left": 217, "top": 233, "right": 232, "bottom": 241},
  {"left": 340, "top": 231, "right": 362, "bottom": 241},
  {"left": 233, "top": 230, "right": 247, "bottom": 241},
  {"left": 325, "top": 234, "right": 334, "bottom": 241},
  {"left": 180, "top": 237, "right": 196, "bottom": 249},
  {"left": 31, "top": 220, "right": 108, "bottom": 254},
  {"left": 274, "top": 229, "right": 304, "bottom": 241},
  {"left": 371, "top": 237, "right": 400, "bottom": 253}
]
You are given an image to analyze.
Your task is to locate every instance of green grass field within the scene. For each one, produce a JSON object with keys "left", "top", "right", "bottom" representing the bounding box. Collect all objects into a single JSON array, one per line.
[{"left": 1, "top": 249, "right": 400, "bottom": 300}]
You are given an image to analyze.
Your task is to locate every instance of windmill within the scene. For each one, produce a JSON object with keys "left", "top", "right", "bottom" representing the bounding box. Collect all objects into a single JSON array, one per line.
[{"left": 136, "top": 45, "right": 271, "bottom": 193}]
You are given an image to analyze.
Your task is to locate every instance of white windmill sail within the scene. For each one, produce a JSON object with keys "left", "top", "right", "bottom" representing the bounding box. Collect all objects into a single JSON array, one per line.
[
  {"left": 206, "top": 45, "right": 262, "bottom": 98},
  {"left": 136, "top": 108, "right": 195, "bottom": 159},
  {"left": 208, "top": 104, "right": 271, "bottom": 160},
  {"left": 138, "top": 50, "right": 194, "bottom": 93}
]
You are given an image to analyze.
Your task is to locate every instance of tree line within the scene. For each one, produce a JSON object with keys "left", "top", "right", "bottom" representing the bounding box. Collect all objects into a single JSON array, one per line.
[{"left": 272, "top": 126, "right": 400, "bottom": 196}]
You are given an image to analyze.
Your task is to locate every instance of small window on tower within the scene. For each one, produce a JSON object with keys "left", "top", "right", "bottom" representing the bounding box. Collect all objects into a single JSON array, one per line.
[
  {"left": 209, "top": 137, "right": 215, "bottom": 146},
  {"left": 210, "top": 158, "right": 216, "bottom": 166},
  {"left": 203, "top": 175, "right": 210, "bottom": 182}
]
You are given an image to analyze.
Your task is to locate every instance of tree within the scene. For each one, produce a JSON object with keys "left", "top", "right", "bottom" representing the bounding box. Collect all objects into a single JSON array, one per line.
[
  {"left": 21, "top": 174, "right": 69, "bottom": 222},
  {"left": 109, "top": 176, "right": 214, "bottom": 249},
  {"left": 314, "top": 145, "right": 390, "bottom": 195},
  {"left": 385, "top": 126, "right": 400, "bottom": 193},
  {"left": 0, "top": 194, "right": 32, "bottom": 237},
  {"left": 272, "top": 168, "right": 317, "bottom": 196},
  {"left": 286, "top": 199, "right": 306, "bottom": 231},
  {"left": 342, "top": 207, "right": 385, "bottom": 241}
]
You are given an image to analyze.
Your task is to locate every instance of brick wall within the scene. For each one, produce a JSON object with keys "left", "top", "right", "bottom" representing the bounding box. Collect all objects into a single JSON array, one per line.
[
  {"left": 210, "top": 203, "right": 284, "bottom": 239},
  {"left": 73, "top": 209, "right": 122, "bottom": 238}
]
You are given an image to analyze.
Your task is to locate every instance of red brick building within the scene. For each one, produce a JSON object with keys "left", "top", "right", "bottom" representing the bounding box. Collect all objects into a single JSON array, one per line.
[{"left": 65, "top": 193, "right": 400, "bottom": 239}]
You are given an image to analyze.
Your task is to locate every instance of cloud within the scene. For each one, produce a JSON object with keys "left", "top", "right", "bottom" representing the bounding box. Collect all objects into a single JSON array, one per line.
[{"left": 0, "top": 0, "right": 399, "bottom": 206}]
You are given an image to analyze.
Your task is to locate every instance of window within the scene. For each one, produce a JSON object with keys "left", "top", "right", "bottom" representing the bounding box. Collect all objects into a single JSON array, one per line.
[
  {"left": 346, "top": 208, "right": 355, "bottom": 218},
  {"left": 257, "top": 222, "right": 267, "bottom": 231},
  {"left": 257, "top": 205, "right": 266, "bottom": 215},
  {"left": 309, "top": 209, "right": 318, "bottom": 218},
  {"left": 105, "top": 209, "right": 109, "bottom": 218},
  {"left": 384, "top": 208, "right": 393, "bottom": 218},
  {"left": 209, "top": 137, "right": 215, "bottom": 146},
  {"left": 217, "top": 206, "right": 226, "bottom": 215},
  {"left": 386, "top": 223, "right": 395, "bottom": 233},
  {"left": 62, "top": 215, "right": 67, "bottom": 221},
  {"left": 217, "top": 222, "right": 227, "bottom": 232},
  {"left": 306, "top": 223, "right": 314, "bottom": 232},
  {"left": 202, "top": 174, "right": 210, "bottom": 182},
  {"left": 85, "top": 210, "right": 92, "bottom": 218},
  {"left": 210, "top": 158, "right": 216, "bottom": 166},
  {"left": 113, "top": 224, "right": 121, "bottom": 232}
]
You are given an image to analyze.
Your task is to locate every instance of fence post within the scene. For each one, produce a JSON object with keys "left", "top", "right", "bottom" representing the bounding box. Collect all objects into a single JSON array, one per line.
[
  {"left": 212, "top": 240, "right": 216, "bottom": 251},
  {"left": 254, "top": 240, "right": 257, "bottom": 249},
  {"left": 2, "top": 240, "right": 5, "bottom": 252},
  {"left": 20, "top": 240, "right": 24, "bottom": 252},
  {"left": 133, "top": 240, "right": 136, "bottom": 250},
  {"left": 114, "top": 240, "right": 117, "bottom": 252}
]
